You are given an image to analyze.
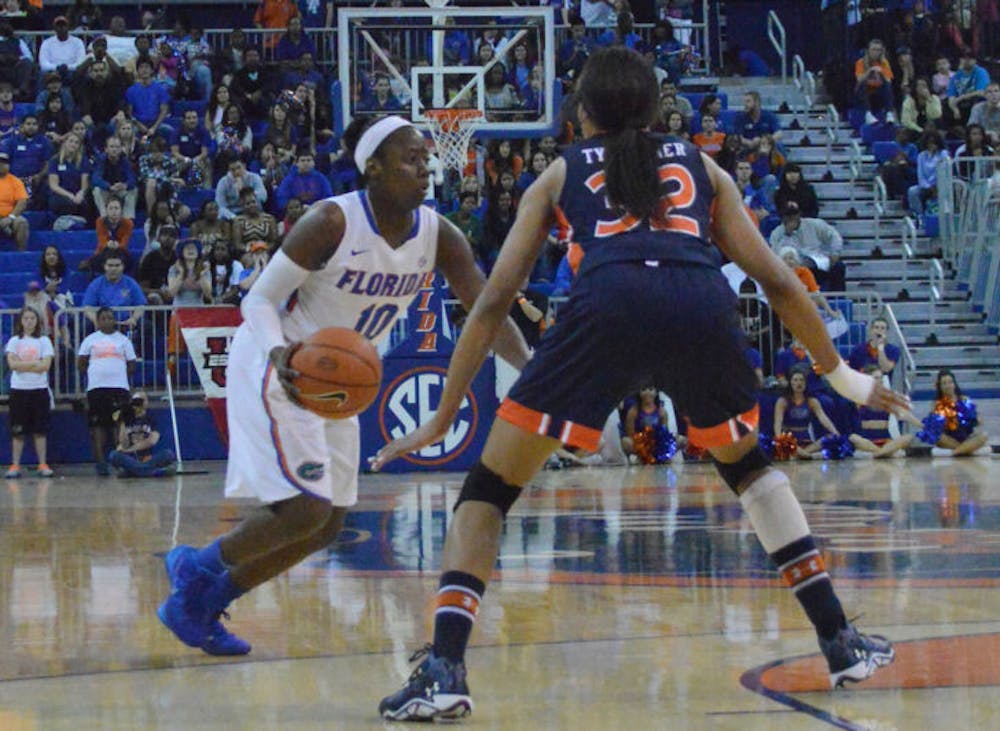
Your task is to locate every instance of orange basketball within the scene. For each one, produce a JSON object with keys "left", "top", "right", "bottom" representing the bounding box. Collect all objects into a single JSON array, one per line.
[{"left": 289, "top": 327, "right": 383, "bottom": 419}]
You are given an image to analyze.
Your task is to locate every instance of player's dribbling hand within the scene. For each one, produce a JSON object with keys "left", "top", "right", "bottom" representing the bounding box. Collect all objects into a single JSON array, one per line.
[
  {"left": 369, "top": 416, "right": 452, "bottom": 472},
  {"left": 866, "top": 379, "right": 918, "bottom": 425},
  {"left": 269, "top": 344, "right": 301, "bottom": 402}
]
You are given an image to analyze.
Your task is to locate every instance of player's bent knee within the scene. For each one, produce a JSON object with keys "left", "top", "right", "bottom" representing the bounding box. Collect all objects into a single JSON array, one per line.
[
  {"left": 713, "top": 445, "right": 772, "bottom": 495},
  {"left": 269, "top": 493, "right": 334, "bottom": 535},
  {"left": 454, "top": 460, "right": 523, "bottom": 517}
]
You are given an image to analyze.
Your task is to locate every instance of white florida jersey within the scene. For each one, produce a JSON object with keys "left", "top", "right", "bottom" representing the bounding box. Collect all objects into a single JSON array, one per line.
[{"left": 280, "top": 190, "right": 440, "bottom": 345}]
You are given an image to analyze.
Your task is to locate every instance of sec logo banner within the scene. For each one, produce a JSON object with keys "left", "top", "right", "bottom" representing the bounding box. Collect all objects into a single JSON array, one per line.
[{"left": 378, "top": 366, "right": 479, "bottom": 466}]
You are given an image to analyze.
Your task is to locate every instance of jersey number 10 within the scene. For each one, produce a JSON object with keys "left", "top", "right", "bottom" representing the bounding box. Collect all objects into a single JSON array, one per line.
[{"left": 584, "top": 164, "right": 701, "bottom": 239}]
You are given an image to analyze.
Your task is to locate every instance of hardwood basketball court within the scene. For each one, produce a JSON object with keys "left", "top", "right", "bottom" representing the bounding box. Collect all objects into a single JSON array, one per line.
[{"left": 1, "top": 457, "right": 999, "bottom": 729}]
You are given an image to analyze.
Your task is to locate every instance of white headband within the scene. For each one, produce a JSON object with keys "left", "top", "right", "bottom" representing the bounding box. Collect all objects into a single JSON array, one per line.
[{"left": 353, "top": 116, "right": 414, "bottom": 172}]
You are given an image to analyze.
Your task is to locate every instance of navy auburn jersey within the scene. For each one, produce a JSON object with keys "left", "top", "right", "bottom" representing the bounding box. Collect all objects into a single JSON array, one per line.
[{"left": 557, "top": 133, "right": 720, "bottom": 273}]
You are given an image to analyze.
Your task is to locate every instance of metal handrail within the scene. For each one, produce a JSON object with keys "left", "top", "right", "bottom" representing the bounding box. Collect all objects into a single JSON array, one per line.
[
  {"left": 928, "top": 257, "right": 944, "bottom": 331},
  {"left": 823, "top": 104, "right": 839, "bottom": 177},
  {"left": 792, "top": 54, "right": 811, "bottom": 132},
  {"left": 767, "top": 11, "right": 787, "bottom": 86},
  {"left": 872, "top": 174, "right": 887, "bottom": 248},
  {"left": 881, "top": 303, "right": 916, "bottom": 396},
  {"left": 847, "top": 139, "right": 863, "bottom": 208}
]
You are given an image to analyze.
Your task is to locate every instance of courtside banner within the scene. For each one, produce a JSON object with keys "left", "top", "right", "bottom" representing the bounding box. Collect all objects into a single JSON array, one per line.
[{"left": 176, "top": 307, "right": 243, "bottom": 444}]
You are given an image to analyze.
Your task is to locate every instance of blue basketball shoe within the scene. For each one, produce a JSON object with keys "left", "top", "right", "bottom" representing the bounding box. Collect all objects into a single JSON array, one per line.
[
  {"left": 158, "top": 547, "right": 251, "bottom": 656},
  {"left": 819, "top": 623, "right": 895, "bottom": 688},
  {"left": 379, "top": 646, "right": 473, "bottom": 722}
]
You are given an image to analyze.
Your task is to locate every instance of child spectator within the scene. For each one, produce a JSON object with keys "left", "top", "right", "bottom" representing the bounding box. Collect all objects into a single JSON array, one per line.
[
  {"left": 4, "top": 306, "right": 54, "bottom": 478},
  {"left": 279, "top": 197, "right": 304, "bottom": 239},
  {"left": 107, "top": 390, "right": 176, "bottom": 477},
  {"left": 85, "top": 196, "right": 134, "bottom": 275},
  {"left": 692, "top": 113, "right": 725, "bottom": 157},
  {"left": 251, "top": 141, "right": 290, "bottom": 202},
  {"left": 931, "top": 56, "right": 953, "bottom": 99},
  {"left": 445, "top": 191, "right": 484, "bottom": 253},
  {"left": 778, "top": 246, "right": 845, "bottom": 323}
]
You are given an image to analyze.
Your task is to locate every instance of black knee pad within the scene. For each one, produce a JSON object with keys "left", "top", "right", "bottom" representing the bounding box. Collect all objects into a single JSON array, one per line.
[
  {"left": 713, "top": 445, "right": 772, "bottom": 494},
  {"left": 454, "top": 460, "right": 523, "bottom": 517}
]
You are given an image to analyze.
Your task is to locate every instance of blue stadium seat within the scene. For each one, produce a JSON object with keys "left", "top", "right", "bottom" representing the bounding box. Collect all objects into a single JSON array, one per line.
[
  {"left": 717, "top": 109, "right": 739, "bottom": 134},
  {"left": 13, "top": 102, "right": 33, "bottom": 119},
  {"left": 0, "top": 272, "right": 34, "bottom": 292},
  {"left": 22, "top": 211, "right": 52, "bottom": 231},
  {"left": 128, "top": 229, "right": 147, "bottom": 255},
  {"left": 0, "top": 251, "right": 36, "bottom": 270},
  {"left": 59, "top": 249, "right": 91, "bottom": 271},
  {"left": 861, "top": 122, "right": 897, "bottom": 146},
  {"left": 847, "top": 108, "right": 866, "bottom": 133},
  {"left": 921, "top": 214, "right": 939, "bottom": 237},
  {"left": 65, "top": 270, "right": 90, "bottom": 292},
  {"left": 828, "top": 297, "right": 854, "bottom": 322},
  {"left": 178, "top": 188, "right": 214, "bottom": 213},
  {"left": 172, "top": 99, "right": 208, "bottom": 116}
]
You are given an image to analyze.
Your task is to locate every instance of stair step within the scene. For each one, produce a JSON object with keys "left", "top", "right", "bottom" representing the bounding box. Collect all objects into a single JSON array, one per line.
[
  {"left": 795, "top": 163, "right": 875, "bottom": 181},
  {"left": 783, "top": 128, "right": 857, "bottom": 146},
  {"left": 848, "top": 281, "right": 967, "bottom": 300},
  {"left": 821, "top": 201, "right": 906, "bottom": 219},
  {"left": 893, "top": 304, "right": 982, "bottom": 322},
  {"left": 843, "top": 259, "right": 930, "bottom": 277},
  {"left": 909, "top": 344, "right": 1000, "bottom": 367},
  {"left": 812, "top": 181, "right": 872, "bottom": 199},
  {"left": 786, "top": 147, "right": 873, "bottom": 163},
  {"left": 901, "top": 322, "right": 994, "bottom": 339},
  {"left": 907, "top": 333, "right": 997, "bottom": 346}
]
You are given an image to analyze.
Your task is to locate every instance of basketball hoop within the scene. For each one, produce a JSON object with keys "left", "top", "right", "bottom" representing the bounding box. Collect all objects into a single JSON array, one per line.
[{"left": 425, "top": 109, "right": 483, "bottom": 175}]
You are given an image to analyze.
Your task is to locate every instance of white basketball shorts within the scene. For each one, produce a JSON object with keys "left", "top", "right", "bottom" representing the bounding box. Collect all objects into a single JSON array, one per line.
[{"left": 224, "top": 324, "right": 360, "bottom": 507}]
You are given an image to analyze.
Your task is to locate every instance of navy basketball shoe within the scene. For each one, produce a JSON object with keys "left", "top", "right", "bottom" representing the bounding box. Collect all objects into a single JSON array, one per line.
[
  {"left": 819, "top": 623, "right": 895, "bottom": 688},
  {"left": 158, "top": 546, "right": 251, "bottom": 656},
  {"left": 379, "top": 646, "right": 473, "bottom": 722}
]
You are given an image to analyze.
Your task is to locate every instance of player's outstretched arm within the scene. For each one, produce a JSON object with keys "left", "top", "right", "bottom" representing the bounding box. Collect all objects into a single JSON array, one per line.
[
  {"left": 371, "top": 159, "right": 564, "bottom": 470},
  {"left": 434, "top": 215, "right": 531, "bottom": 371},
  {"left": 703, "top": 153, "right": 912, "bottom": 418}
]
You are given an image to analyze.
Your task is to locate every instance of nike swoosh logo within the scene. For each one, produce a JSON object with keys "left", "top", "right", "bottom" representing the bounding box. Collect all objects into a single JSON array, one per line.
[{"left": 350, "top": 249, "right": 368, "bottom": 256}]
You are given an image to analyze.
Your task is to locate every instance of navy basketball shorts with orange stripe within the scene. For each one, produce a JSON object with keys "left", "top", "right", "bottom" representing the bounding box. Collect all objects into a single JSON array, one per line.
[{"left": 499, "top": 261, "right": 760, "bottom": 451}]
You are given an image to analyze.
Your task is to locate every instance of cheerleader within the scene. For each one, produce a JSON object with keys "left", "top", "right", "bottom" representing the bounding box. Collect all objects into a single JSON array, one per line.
[{"left": 928, "top": 370, "right": 989, "bottom": 456}]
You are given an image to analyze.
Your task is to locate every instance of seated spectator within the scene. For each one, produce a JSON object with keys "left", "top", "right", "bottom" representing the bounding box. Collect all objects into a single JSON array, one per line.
[
  {"left": 103, "top": 16, "right": 141, "bottom": 70},
  {"left": 931, "top": 55, "right": 953, "bottom": 100},
  {"left": 47, "top": 132, "right": 90, "bottom": 220},
  {"left": 945, "top": 48, "right": 989, "bottom": 129},
  {"left": 692, "top": 113, "right": 726, "bottom": 157},
  {"left": 230, "top": 46, "right": 272, "bottom": 121},
  {"left": 901, "top": 77, "right": 942, "bottom": 137},
  {"left": 250, "top": 141, "right": 289, "bottom": 201},
  {"left": 483, "top": 64, "right": 521, "bottom": 119},
  {"left": 138, "top": 136, "right": 184, "bottom": 219},
  {"left": 39, "top": 244, "right": 66, "bottom": 284},
  {"left": 275, "top": 16, "right": 315, "bottom": 68},
  {"left": 254, "top": 0, "right": 300, "bottom": 50},
  {"left": 38, "top": 16, "right": 87, "bottom": 82},
  {"left": 213, "top": 104, "right": 254, "bottom": 176},
  {"left": 231, "top": 185, "right": 278, "bottom": 254},
  {"left": 171, "top": 109, "right": 212, "bottom": 189},
  {"left": 698, "top": 93, "right": 724, "bottom": 127},
  {"left": 596, "top": 7, "right": 641, "bottom": 49},
  {"left": 3, "top": 114, "right": 52, "bottom": 207},
  {"left": 848, "top": 367, "right": 914, "bottom": 458},
  {"left": 77, "top": 306, "right": 137, "bottom": 476},
  {"left": 107, "top": 390, "right": 176, "bottom": 477},
  {"left": 484, "top": 138, "right": 523, "bottom": 191},
  {"left": 652, "top": 18, "right": 693, "bottom": 83},
  {"left": 113, "top": 118, "right": 142, "bottom": 166},
  {"left": 661, "top": 108, "right": 689, "bottom": 140},
  {"left": 74, "top": 58, "right": 126, "bottom": 147},
  {"left": 0, "top": 22, "right": 36, "bottom": 101},
  {"left": 137, "top": 222, "right": 179, "bottom": 304},
  {"left": 733, "top": 90, "right": 782, "bottom": 153},
  {"left": 925, "top": 369, "right": 990, "bottom": 456},
  {"left": 189, "top": 199, "right": 232, "bottom": 252},
  {"left": 479, "top": 189, "right": 515, "bottom": 273},
  {"left": 734, "top": 159, "right": 775, "bottom": 225},
  {"left": 167, "top": 238, "right": 211, "bottom": 306},
  {"left": 154, "top": 38, "right": 183, "bottom": 93},
  {"left": 968, "top": 81, "right": 1000, "bottom": 146},
  {"left": 220, "top": 28, "right": 247, "bottom": 83},
  {"left": 359, "top": 73, "right": 400, "bottom": 115},
  {"left": 38, "top": 93, "right": 73, "bottom": 146},
  {"left": 274, "top": 148, "right": 331, "bottom": 214},
  {"left": 279, "top": 197, "right": 304, "bottom": 239},
  {"left": 143, "top": 199, "right": 179, "bottom": 255},
  {"left": 516, "top": 150, "right": 548, "bottom": 192},
  {"left": 82, "top": 253, "right": 145, "bottom": 327},
  {"left": 954, "top": 123, "right": 994, "bottom": 180},
  {"left": 4, "top": 305, "right": 55, "bottom": 479},
  {"left": 658, "top": 79, "right": 693, "bottom": 123},
  {"left": 205, "top": 238, "right": 244, "bottom": 303},
  {"left": 557, "top": 16, "right": 594, "bottom": 80},
  {"left": 778, "top": 246, "right": 845, "bottom": 322},
  {"left": 507, "top": 42, "right": 535, "bottom": 91},
  {"left": 748, "top": 133, "right": 784, "bottom": 190},
  {"left": 773, "top": 163, "right": 819, "bottom": 218},
  {"left": 768, "top": 201, "right": 845, "bottom": 291},
  {"left": 182, "top": 24, "right": 213, "bottom": 102},
  {"left": 581, "top": 0, "right": 615, "bottom": 29},
  {"left": 714, "top": 133, "right": 744, "bottom": 175},
  {"left": 446, "top": 191, "right": 484, "bottom": 254},
  {"left": 262, "top": 102, "right": 298, "bottom": 165},
  {"left": 216, "top": 157, "right": 267, "bottom": 220},
  {"left": 92, "top": 134, "right": 138, "bottom": 218},
  {"left": 892, "top": 45, "right": 915, "bottom": 103},
  {"left": 854, "top": 38, "right": 896, "bottom": 125},
  {"left": 907, "top": 130, "right": 948, "bottom": 215},
  {"left": 773, "top": 367, "right": 840, "bottom": 458},
  {"left": 205, "top": 84, "right": 231, "bottom": 139},
  {"left": 235, "top": 240, "right": 268, "bottom": 296},
  {"left": 848, "top": 316, "right": 900, "bottom": 376},
  {"left": 282, "top": 50, "right": 326, "bottom": 94},
  {"left": 879, "top": 126, "right": 919, "bottom": 199},
  {"left": 84, "top": 196, "right": 134, "bottom": 276},
  {"left": 125, "top": 57, "right": 172, "bottom": 142},
  {"left": 0, "top": 150, "right": 28, "bottom": 248},
  {"left": 0, "top": 82, "right": 18, "bottom": 141}
]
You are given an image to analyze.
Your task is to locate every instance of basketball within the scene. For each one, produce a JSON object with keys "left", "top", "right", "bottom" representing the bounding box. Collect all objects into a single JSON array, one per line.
[{"left": 289, "top": 327, "right": 383, "bottom": 419}]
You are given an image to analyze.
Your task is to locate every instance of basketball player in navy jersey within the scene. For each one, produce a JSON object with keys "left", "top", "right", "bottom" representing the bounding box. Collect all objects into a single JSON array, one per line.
[
  {"left": 156, "top": 115, "right": 531, "bottom": 656},
  {"left": 374, "top": 47, "right": 911, "bottom": 721}
]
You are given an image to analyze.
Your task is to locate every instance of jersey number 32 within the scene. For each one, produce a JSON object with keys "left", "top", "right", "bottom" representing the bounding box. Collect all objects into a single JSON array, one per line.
[{"left": 585, "top": 164, "right": 701, "bottom": 239}]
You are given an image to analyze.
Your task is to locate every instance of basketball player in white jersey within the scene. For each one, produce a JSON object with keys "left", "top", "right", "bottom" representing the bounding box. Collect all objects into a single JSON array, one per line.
[{"left": 157, "top": 115, "right": 531, "bottom": 656}]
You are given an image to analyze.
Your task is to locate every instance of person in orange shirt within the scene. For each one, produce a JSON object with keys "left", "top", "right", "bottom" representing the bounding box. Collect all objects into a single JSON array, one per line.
[
  {"left": 779, "top": 245, "right": 843, "bottom": 322},
  {"left": 692, "top": 113, "right": 726, "bottom": 157},
  {"left": 854, "top": 38, "right": 896, "bottom": 125},
  {"left": 0, "top": 151, "right": 29, "bottom": 250},
  {"left": 254, "top": 0, "right": 300, "bottom": 50}
]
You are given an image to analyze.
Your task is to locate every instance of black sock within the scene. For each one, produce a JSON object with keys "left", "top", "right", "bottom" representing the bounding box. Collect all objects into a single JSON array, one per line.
[
  {"left": 432, "top": 570, "right": 485, "bottom": 663},
  {"left": 771, "top": 536, "right": 847, "bottom": 640}
]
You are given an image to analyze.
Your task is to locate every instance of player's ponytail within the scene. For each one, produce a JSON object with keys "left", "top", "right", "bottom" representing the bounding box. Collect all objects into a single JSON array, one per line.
[{"left": 577, "top": 47, "right": 661, "bottom": 220}]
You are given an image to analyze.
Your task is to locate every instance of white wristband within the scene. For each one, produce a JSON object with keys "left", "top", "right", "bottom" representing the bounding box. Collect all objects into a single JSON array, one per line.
[{"left": 825, "top": 359, "right": 875, "bottom": 405}]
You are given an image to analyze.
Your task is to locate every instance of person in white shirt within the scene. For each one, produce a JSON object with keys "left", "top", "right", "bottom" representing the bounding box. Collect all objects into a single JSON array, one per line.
[
  {"left": 77, "top": 306, "right": 137, "bottom": 476},
  {"left": 38, "top": 16, "right": 87, "bottom": 77},
  {"left": 102, "top": 15, "right": 141, "bottom": 68},
  {"left": 4, "top": 306, "right": 54, "bottom": 479}
]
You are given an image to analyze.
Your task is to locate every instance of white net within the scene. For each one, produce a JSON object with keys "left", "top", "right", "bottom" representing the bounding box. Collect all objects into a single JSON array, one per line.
[{"left": 425, "top": 110, "right": 482, "bottom": 174}]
